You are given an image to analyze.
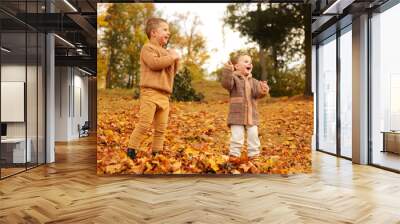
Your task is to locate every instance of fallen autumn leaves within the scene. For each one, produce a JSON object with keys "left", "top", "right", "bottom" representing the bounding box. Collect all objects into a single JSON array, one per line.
[{"left": 97, "top": 90, "right": 313, "bottom": 175}]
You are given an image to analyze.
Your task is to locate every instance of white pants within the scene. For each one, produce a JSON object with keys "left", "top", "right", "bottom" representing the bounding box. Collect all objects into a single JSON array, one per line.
[{"left": 229, "top": 125, "right": 260, "bottom": 157}]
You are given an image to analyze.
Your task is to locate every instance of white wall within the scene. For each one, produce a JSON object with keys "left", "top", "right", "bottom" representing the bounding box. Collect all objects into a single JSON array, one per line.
[
  {"left": 1, "top": 65, "right": 26, "bottom": 139},
  {"left": 55, "top": 66, "right": 70, "bottom": 141},
  {"left": 0, "top": 65, "right": 40, "bottom": 138},
  {"left": 1, "top": 64, "right": 25, "bottom": 81},
  {"left": 54, "top": 67, "right": 89, "bottom": 141},
  {"left": 1, "top": 63, "right": 45, "bottom": 163},
  {"left": 72, "top": 72, "right": 89, "bottom": 138}
]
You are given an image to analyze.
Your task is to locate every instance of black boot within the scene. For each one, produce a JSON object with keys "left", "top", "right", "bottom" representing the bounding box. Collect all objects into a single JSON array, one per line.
[{"left": 127, "top": 148, "right": 137, "bottom": 160}]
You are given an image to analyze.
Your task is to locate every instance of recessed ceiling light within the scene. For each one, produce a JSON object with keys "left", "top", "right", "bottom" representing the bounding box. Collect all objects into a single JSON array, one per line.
[
  {"left": 63, "top": 0, "right": 78, "bottom": 12},
  {"left": 1, "top": 47, "right": 11, "bottom": 53},
  {"left": 78, "top": 67, "right": 92, "bottom": 76},
  {"left": 54, "top": 34, "right": 75, "bottom": 48},
  {"left": 322, "top": 0, "right": 355, "bottom": 15}
]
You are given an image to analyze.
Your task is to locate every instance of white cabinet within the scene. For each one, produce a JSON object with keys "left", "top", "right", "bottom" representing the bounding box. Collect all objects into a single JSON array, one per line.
[
  {"left": 1, "top": 82, "right": 25, "bottom": 122},
  {"left": 1, "top": 138, "right": 32, "bottom": 163}
]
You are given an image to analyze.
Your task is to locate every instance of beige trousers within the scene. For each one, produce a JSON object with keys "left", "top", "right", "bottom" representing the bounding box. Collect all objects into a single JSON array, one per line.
[
  {"left": 128, "top": 88, "right": 170, "bottom": 152},
  {"left": 229, "top": 125, "right": 260, "bottom": 157}
]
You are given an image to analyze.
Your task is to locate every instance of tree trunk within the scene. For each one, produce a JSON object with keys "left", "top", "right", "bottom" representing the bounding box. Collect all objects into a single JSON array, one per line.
[
  {"left": 106, "top": 49, "right": 114, "bottom": 89},
  {"left": 135, "top": 69, "right": 140, "bottom": 88},
  {"left": 259, "top": 44, "right": 267, "bottom": 81},
  {"left": 258, "top": 3, "right": 268, "bottom": 82},
  {"left": 272, "top": 46, "right": 278, "bottom": 78},
  {"left": 106, "top": 65, "right": 112, "bottom": 89},
  {"left": 186, "top": 31, "right": 193, "bottom": 66},
  {"left": 127, "top": 72, "right": 132, "bottom": 88},
  {"left": 304, "top": 4, "right": 313, "bottom": 96}
]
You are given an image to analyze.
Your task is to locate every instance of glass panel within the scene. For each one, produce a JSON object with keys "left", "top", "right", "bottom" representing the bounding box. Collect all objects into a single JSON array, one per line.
[
  {"left": 1, "top": 30, "right": 27, "bottom": 177},
  {"left": 371, "top": 3, "right": 400, "bottom": 171},
  {"left": 27, "top": 30, "right": 38, "bottom": 169},
  {"left": 340, "top": 28, "right": 352, "bottom": 158},
  {"left": 318, "top": 36, "right": 337, "bottom": 154},
  {"left": 38, "top": 32, "right": 45, "bottom": 165},
  {"left": 0, "top": 1, "right": 27, "bottom": 13},
  {"left": 0, "top": 1, "right": 28, "bottom": 32},
  {"left": 0, "top": 1, "right": 46, "bottom": 178}
]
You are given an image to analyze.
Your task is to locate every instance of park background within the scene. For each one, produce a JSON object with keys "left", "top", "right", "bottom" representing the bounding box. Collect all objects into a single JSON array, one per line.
[{"left": 96, "top": 3, "right": 313, "bottom": 175}]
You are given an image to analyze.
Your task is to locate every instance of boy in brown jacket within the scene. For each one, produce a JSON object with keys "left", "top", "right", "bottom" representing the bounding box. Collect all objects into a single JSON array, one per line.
[
  {"left": 127, "top": 18, "right": 180, "bottom": 159},
  {"left": 221, "top": 53, "right": 269, "bottom": 160}
]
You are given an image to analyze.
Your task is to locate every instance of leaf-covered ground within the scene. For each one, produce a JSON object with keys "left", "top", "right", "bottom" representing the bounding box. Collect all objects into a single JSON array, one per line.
[{"left": 97, "top": 86, "right": 313, "bottom": 175}]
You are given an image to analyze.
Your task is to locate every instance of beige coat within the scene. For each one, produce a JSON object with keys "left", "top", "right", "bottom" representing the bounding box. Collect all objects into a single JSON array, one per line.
[{"left": 221, "top": 67, "right": 267, "bottom": 126}]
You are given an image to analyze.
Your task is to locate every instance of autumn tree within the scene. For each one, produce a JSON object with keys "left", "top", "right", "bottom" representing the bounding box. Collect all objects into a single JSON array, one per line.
[
  {"left": 101, "top": 3, "right": 155, "bottom": 89},
  {"left": 169, "top": 13, "right": 210, "bottom": 80},
  {"left": 124, "top": 4, "right": 156, "bottom": 88},
  {"left": 97, "top": 48, "right": 108, "bottom": 89},
  {"left": 97, "top": 9, "right": 109, "bottom": 89},
  {"left": 223, "top": 3, "right": 305, "bottom": 81}
]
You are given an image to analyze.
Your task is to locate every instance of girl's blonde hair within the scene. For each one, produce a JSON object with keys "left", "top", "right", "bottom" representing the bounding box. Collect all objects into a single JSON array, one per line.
[{"left": 230, "top": 51, "right": 250, "bottom": 65}]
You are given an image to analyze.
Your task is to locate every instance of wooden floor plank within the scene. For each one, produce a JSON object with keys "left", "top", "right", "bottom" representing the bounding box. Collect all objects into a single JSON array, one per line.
[{"left": 0, "top": 136, "right": 399, "bottom": 223}]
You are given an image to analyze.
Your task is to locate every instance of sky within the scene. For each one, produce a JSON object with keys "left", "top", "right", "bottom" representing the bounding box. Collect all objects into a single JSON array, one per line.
[{"left": 156, "top": 3, "right": 256, "bottom": 75}]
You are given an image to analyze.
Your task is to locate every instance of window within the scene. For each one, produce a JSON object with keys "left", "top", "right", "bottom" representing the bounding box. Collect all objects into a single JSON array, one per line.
[
  {"left": 339, "top": 27, "right": 352, "bottom": 158},
  {"left": 370, "top": 2, "right": 400, "bottom": 171},
  {"left": 0, "top": 1, "right": 46, "bottom": 179},
  {"left": 317, "top": 35, "right": 337, "bottom": 154}
]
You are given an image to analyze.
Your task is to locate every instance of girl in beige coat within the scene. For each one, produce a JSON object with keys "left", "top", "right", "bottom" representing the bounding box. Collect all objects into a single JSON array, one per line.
[{"left": 221, "top": 54, "right": 269, "bottom": 159}]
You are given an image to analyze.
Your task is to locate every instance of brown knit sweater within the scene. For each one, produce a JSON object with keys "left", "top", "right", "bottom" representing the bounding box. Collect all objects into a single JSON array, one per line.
[{"left": 139, "top": 40, "right": 178, "bottom": 94}]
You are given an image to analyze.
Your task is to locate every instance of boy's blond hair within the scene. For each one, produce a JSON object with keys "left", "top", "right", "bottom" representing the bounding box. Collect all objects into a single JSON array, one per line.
[{"left": 145, "top": 17, "right": 168, "bottom": 39}]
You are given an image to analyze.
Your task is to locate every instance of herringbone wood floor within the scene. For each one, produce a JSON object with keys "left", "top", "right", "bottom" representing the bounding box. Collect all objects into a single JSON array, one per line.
[{"left": 1, "top": 136, "right": 400, "bottom": 224}]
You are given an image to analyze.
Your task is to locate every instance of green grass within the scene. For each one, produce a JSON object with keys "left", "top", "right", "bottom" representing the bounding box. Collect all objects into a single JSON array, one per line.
[
  {"left": 192, "top": 79, "right": 228, "bottom": 102},
  {"left": 98, "top": 79, "right": 311, "bottom": 103}
]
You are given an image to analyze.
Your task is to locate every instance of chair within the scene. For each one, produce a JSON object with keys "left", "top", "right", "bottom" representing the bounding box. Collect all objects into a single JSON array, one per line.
[{"left": 78, "top": 121, "right": 90, "bottom": 138}]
